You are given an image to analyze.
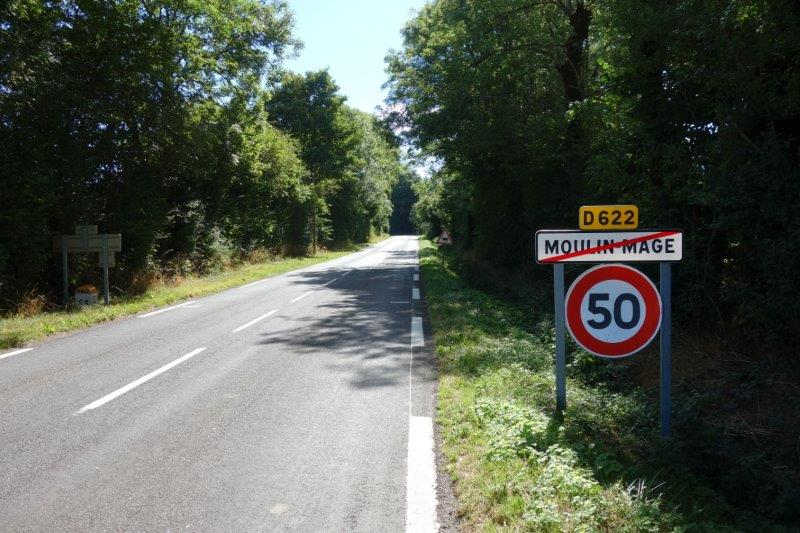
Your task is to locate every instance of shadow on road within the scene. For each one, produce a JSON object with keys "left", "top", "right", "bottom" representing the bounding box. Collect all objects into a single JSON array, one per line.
[{"left": 254, "top": 249, "right": 434, "bottom": 391}]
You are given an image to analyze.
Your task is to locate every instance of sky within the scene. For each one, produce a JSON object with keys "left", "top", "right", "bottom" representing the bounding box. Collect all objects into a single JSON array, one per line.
[{"left": 284, "top": 0, "right": 428, "bottom": 114}]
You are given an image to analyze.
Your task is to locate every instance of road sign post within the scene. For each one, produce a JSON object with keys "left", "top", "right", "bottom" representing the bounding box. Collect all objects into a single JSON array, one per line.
[
  {"left": 536, "top": 206, "right": 680, "bottom": 437},
  {"left": 54, "top": 226, "right": 121, "bottom": 306},
  {"left": 553, "top": 263, "right": 566, "bottom": 413},
  {"left": 61, "top": 238, "right": 69, "bottom": 305},
  {"left": 659, "top": 262, "right": 672, "bottom": 438},
  {"left": 101, "top": 237, "right": 110, "bottom": 305}
]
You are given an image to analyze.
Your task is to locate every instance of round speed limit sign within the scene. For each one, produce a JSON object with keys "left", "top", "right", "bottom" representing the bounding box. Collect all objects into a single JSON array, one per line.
[{"left": 565, "top": 264, "right": 662, "bottom": 358}]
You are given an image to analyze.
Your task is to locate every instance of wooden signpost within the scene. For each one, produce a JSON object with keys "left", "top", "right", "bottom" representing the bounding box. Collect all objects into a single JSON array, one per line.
[
  {"left": 536, "top": 206, "right": 681, "bottom": 438},
  {"left": 53, "top": 225, "right": 121, "bottom": 305}
]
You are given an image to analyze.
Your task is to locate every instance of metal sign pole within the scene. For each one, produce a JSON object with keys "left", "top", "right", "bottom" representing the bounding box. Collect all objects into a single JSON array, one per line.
[
  {"left": 61, "top": 237, "right": 69, "bottom": 306},
  {"left": 659, "top": 262, "right": 672, "bottom": 438},
  {"left": 101, "top": 237, "right": 110, "bottom": 305},
  {"left": 553, "top": 263, "right": 566, "bottom": 413}
]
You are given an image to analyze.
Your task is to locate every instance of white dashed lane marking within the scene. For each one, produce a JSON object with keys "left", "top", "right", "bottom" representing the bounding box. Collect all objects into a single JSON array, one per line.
[
  {"left": 139, "top": 301, "right": 196, "bottom": 318},
  {"left": 233, "top": 310, "right": 278, "bottom": 333},
  {"left": 77, "top": 347, "right": 207, "bottom": 413},
  {"left": 290, "top": 291, "right": 313, "bottom": 303},
  {"left": 0, "top": 348, "right": 33, "bottom": 361}
]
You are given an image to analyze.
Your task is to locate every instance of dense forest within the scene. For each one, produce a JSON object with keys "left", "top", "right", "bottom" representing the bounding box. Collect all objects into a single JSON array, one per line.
[
  {"left": 387, "top": 0, "right": 800, "bottom": 524},
  {"left": 0, "top": 0, "right": 413, "bottom": 312},
  {"left": 388, "top": 0, "right": 800, "bottom": 342}
]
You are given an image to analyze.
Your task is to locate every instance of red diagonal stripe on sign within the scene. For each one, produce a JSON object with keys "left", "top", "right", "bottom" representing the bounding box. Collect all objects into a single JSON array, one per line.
[{"left": 541, "top": 230, "right": 680, "bottom": 263}]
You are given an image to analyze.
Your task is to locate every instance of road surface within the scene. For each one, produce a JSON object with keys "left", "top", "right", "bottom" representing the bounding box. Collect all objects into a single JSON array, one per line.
[{"left": 0, "top": 236, "right": 440, "bottom": 531}]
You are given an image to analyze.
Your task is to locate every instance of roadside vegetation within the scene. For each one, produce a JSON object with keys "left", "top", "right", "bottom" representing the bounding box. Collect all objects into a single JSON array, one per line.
[
  {"left": 0, "top": 1, "right": 417, "bottom": 317},
  {"left": 0, "top": 238, "right": 385, "bottom": 350},
  {"left": 390, "top": 1, "right": 800, "bottom": 528},
  {"left": 421, "top": 240, "right": 792, "bottom": 531}
]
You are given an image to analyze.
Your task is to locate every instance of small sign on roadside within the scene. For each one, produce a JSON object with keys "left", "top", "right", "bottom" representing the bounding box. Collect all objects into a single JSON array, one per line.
[
  {"left": 54, "top": 226, "right": 122, "bottom": 305},
  {"left": 436, "top": 229, "right": 452, "bottom": 245},
  {"left": 579, "top": 205, "right": 638, "bottom": 230}
]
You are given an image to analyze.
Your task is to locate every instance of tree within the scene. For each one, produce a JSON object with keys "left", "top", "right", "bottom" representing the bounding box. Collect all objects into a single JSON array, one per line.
[
  {"left": 266, "top": 70, "right": 359, "bottom": 252},
  {"left": 0, "top": 0, "right": 298, "bottom": 306},
  {"left": 386, "top": 0, "right": 596, "bottom": 264},
  {"left": 390, "top": 171, "right": 419, "bottom": 235},
  {"left": 267, "top": 71, "right": 405, "bottom": 248},
  {"left": 332, "top": 110, "right": 403, "bottom": 242}
]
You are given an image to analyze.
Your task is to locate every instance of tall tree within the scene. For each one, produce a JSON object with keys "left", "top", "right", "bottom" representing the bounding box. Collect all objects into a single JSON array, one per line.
[
  {"left": 0, "top": 0, "right": 298, "bottom": 306},
  {"left": 390, "top": 171, "right": 419, "bottom": 235},
  {"left": 386, "top": 0, "right": 596, "bottom": 264},
  {"left": 266, "top": 70, "right": 360, "bottom": 251}
]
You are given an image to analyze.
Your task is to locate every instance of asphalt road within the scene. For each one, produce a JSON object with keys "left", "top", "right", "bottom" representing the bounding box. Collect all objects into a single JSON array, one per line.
[{"left": 0, "top": 236, "right": 439, "bottom": 532}]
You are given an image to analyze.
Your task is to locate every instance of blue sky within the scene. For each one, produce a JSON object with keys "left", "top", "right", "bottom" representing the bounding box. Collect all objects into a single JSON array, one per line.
[{"left": 284, "top": 0, "right": 428, "bottom": 114}]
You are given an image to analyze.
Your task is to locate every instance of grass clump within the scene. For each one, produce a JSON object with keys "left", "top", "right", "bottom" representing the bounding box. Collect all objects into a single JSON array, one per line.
[{"left": 422, "top": 240, "right": 786, "bottom": 531}]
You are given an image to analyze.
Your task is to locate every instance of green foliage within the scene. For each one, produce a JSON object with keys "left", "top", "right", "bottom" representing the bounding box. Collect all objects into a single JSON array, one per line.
[
  {"left": 267, "top": 71, "right": 405, "bottom": 249},
  {"left": 331, "top": 109, "right": 402, "bottom": 242},
  {"left": 266, "top": 70, "right": 354, "bottom": 251},
  {"left": 218, "top": 97, "right": 310, "bottom": 254},
  {"left": 389, "top": 4, "right": 800, "bottom": 522},
  {"left": 593, "top": 0, "right": 800, "bottom": 343},
  {"left": 389, "top": 170, "right": 419, "bottom": 235},
  {"left": 387, "top": 0, "right": 591, "bottom": 264},
  {"left": 411, "top": 170, "right": 472, "bottom": 241},
  {"left": 0, "top": 2, "right": 408, "bottom": 312},
  {"left": 422, "top": 241, "right": 784, "bottom": 531},
  {"left": 0, "top": 0, "right": 300, "bottom": 308},
  {"left": 387, "top": 0, "right": 800, "bottom": 341}
]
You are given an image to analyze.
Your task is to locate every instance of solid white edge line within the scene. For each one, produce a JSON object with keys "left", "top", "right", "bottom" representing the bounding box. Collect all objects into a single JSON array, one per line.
[
  {"left": 406, "top": 416, "right": 439, "bottom": 533},
  {"left": 412, "top": 288, "right": 421, "bottom": 300},
  {"left": 233, "top": 309, "right": 277, "bottom": 333},
  {"left": 411, "top": 316, "right": 424, "bottom": 348},
  {"left": 0, "top": 348, "right": 33, "bottom": 361},
  {"left": 407, "top": 313, "right": 438, "bottom": 532},
  {"left": 77, "top": 347, "right": 207, "bottom": 413},
  {"left": 290, "top": 291, "right": 313, "bottom": 303},
  {"left": 139, "top": 301, "right": 195, "bottom": 318}
]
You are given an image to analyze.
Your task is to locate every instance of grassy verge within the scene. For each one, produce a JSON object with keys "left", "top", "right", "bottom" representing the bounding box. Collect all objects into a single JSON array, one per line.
[
  {"left": 421, "top": 240, "right": 784, "bottom": 531},
  {"left": 0, "top": 240, "right": 383, "bottom": 349}
]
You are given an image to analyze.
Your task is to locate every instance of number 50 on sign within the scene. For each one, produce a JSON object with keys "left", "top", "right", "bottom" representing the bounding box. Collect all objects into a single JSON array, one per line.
[{"left": 565, "top": 264, "right": 662, "bottom": 358}]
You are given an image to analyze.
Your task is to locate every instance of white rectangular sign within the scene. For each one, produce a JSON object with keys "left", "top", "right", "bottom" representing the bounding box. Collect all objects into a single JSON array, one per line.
[{"left": 535, "top": 230, "right": 682, "bottom": 263}]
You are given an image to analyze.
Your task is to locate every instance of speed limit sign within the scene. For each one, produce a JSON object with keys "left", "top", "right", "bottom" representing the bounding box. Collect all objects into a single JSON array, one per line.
[
  {"left": 565, "top": 264, "right": 662, "bottom": 358},
  {"left": 538, "top": 212, "right": 678, "bottom": 436}
]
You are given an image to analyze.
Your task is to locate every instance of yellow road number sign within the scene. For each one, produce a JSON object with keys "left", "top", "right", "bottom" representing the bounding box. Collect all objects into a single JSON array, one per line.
[{"left": 579, "top": 205, "right": 639, "bottom": 230}]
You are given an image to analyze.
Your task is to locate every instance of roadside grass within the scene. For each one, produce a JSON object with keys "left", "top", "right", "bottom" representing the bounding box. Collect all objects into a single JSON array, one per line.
[
  {"left": 421, "top": 240, "right": 786, "bottom": 531},
  {"left": 0, "top": 240, "right": 382, "bottom": 350}
]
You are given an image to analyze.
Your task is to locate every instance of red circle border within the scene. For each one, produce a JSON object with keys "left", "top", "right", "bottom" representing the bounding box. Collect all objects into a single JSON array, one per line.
[{"left": 565, "top": 264, "right": 662, "bottom": 358}]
